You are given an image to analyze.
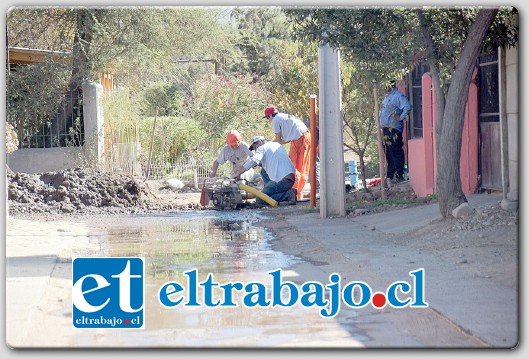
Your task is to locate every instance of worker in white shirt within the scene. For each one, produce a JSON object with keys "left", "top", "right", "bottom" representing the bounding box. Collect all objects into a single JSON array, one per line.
[
  {"left": 233, "top": 135, "right": 297, "bottom": 206},
  {"left": 264, "top": 106, "right": 310, "bottom": 201}
]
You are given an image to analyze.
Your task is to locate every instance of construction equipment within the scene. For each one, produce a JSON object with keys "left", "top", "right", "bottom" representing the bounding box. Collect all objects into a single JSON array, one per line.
[{"left": 203, "top": 177, "right": 277, "bottom": 209}]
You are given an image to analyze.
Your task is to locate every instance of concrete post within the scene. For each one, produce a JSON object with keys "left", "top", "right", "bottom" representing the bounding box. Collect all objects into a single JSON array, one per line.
[
  {"left": 500, "top": 45, "right": 518, "bottom": 211},
  {"left": 318, "top": 42, "right": 345, "bottom": 218},
  {"left": 309, "top": 95, "right": 317, "bottom": 207},
  {"left": 498, "top": 47, "right": 510, "bottom": 203},
  {"left": 82, "top": 82, "right": 104, "bottom": 167}
]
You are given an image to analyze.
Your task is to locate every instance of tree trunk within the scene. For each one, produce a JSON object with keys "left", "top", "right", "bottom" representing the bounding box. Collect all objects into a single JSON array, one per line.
[
  {"left": 358, "top": 153, "right": 368, "bottom": 192},
  {"left": 373, "top": 84, "right": 386, "bottom": 199},
  {"left": 436, "top": 9, "right": 498, "bottom": 218},
  {"left": 50, "top": 9, "right": 94, "bottom": 147}
]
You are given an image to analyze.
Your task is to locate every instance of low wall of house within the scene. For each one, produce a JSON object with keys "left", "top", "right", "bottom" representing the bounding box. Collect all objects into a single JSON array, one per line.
[
  {"left": 6, "top": 82, "right": 104, "bottom": 175},
  {"left": 7, "top": 147, "right": 82, "bottom": 174},
  {"left": 408, "top": 139, "right": 435, "bottom": 197}
]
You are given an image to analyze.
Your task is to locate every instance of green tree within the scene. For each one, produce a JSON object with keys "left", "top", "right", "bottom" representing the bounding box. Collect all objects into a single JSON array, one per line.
[
  {"left": 7, "top": 7, "right": 236, "bottom": 146},
  {"left": 7, "top": 60, "right": 71, "bottom": 148},
  {"left": 230, "top": 7, "right": 292, "bottom": 79},
  {"left": 341, "top": 62, "right": 378, "bottom": 191},
  {"left": 136, "top": 115, "right": 207, "bottom": 164},
  {"left": 138, "top": 82, "right": 184, "bottom": 117},
  {"left": 263, "top": 40, "right": 318, "bottom": 119},
  {"left": 185, "top": 73, "right": 270, "bottom": 150},
  {"left": 286, "top": 7, "right": 517, "bottom": 217}
]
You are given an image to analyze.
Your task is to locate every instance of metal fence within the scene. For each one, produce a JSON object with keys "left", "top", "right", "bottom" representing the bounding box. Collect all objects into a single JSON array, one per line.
[
  {"left": 101, "top": 140, "right": 230, "bottom": 189},
  {"left": 8, "top": 89, "right": 84, "bottom": 149},
  {"left": 142, "top": 158, "right": 230, "bottom": 189}
]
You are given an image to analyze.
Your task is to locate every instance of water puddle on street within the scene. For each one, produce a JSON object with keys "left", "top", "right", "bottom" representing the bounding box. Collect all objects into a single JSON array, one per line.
[{"left": 82, "top": 210, "right": 365, "bottom": 348}]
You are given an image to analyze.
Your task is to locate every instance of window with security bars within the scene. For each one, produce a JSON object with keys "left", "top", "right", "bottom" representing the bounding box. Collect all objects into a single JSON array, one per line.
[
  {"left": 477, "top": 49, "right": 499, "bottom": 123},
  {"left": 407, "top": 62, "right": 430, "bottom": 139},
  {"left": 477, "top": 48, "right": 501, "bottom": 190}
]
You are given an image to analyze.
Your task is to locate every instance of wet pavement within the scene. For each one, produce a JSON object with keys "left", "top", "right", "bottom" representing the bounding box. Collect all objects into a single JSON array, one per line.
[
  {"left": 5, "top": 192, "right": 519, "bottom": 349},
  {"left": 6, "top": 211, "right": 366, "bottom": 348}
]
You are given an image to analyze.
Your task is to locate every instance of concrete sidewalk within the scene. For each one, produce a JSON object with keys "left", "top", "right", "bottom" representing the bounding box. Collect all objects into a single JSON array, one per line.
[
  {"left": 283, "top": 192, "right": 518, "bottom": 347},
  {"left": 5, "top": 218, "right": 99, "bottom": 347},
  {"left": 354, "top": 191, "right": 503, "bottom": 234}
]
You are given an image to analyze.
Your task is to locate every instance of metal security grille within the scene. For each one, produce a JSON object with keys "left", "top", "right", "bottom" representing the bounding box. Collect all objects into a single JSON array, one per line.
[
  {"left": 477, "top": 49, "right": 501, "bottom": 190},
  {"left": 478, "top": 51, "right": 500, "bottom": 123},
  {"left": 7, "top": 88, "right": 84, "bottom": 149},
  {"left": 408, "top": 62, "right": 430, "bottom": 139}
]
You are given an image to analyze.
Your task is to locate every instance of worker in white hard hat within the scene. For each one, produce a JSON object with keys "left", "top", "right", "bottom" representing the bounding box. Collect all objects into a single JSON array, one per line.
[{"left": 233, "top": 135, "right": 297, "bottom": 206}]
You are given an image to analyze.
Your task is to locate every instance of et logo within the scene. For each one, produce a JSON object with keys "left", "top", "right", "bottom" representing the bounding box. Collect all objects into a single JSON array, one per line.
[{"left": 72, "top": 257, "right": 144, "bottom": 329}]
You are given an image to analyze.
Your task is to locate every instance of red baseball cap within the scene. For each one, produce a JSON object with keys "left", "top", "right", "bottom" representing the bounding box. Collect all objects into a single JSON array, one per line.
[{"left": 263, "top": 106, "right": 276, "bottom": 118}]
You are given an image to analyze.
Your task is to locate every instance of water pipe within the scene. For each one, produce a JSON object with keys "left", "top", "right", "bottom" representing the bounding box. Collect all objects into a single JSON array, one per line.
[{"left": 239, "top": 183, "right": 278, "bottom": 207}]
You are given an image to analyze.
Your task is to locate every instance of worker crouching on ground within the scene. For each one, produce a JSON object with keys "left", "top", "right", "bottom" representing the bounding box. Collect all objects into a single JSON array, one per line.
[
  {"left": 209, "top": 129, "right": 256, "bottom": 181},
  {"left": 233, "top": 136, "right": 297, "bottom": 206},
  {"left": 264, "top": 106, "right": 310, "bottom": 201}
]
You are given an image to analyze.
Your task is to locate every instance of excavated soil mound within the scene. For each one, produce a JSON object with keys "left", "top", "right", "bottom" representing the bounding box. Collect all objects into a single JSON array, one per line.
[{"left": 6, "top": 168, "right": 201, "bottom": 216}]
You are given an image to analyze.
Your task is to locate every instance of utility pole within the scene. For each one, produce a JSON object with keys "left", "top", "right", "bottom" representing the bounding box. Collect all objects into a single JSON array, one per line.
[{"left": 318, "top": 42, "right": 345, "bottom": 218}]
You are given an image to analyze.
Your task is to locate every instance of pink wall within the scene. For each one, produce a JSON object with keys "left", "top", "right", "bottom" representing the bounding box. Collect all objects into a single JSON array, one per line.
[
  {"left": 408, "top": 73, "right": 479, "bottom": 197},
  {"left": 408, "top": 74, "right": 435, "bottom": 197}
]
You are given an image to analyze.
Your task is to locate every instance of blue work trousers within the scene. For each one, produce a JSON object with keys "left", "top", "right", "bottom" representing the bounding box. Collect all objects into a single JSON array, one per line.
[{"left": 259, "top": 169, "right": 294, "bottom": 204}]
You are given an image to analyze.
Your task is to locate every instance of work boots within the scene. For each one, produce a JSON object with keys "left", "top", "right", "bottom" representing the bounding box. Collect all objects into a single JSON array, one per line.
[{"left": 288, "top": 188, "right": 297, "bottom": 205}]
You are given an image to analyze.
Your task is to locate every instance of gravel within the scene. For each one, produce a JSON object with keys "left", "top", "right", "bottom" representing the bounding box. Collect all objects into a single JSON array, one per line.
[{"left": 344, "top": 181, "right": 518, "bottom": 233}]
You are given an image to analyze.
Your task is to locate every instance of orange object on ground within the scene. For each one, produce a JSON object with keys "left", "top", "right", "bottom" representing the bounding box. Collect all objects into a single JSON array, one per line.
[
  {"left": 199, "top": 180, "right": 209, "bottom": 206},
  {"left": 289, "top": 131, "right": 311, "bottom": 200}
]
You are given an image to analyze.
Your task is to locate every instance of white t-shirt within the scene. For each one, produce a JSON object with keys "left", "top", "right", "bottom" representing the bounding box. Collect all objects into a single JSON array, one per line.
[
  {"left": 271, "top": 112, "right": 308, "bottom": 142},
  {"left": 243, "top": 141, "right": 295, "bottom": 182},
  {"left": 216, "top": 142, "right": 253, "bottom": 177}
]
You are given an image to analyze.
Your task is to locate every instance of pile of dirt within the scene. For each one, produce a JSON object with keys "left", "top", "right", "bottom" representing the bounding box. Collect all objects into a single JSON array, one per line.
[
  {"left": 344, "top": 182, "right": 517, "bottom": 232},
  {"left": 345, "top": 181, "right": 433, "bottom": 215},
  {"left": 7, "top": 168, "right": 516, "bottom": 234},
  {"left": 6, "top": 168, "right": 202, "bottom": 216}
]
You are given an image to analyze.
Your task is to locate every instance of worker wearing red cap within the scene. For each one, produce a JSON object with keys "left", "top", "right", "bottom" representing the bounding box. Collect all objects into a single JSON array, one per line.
[
  {"left": 209, "top": 130, "right": 255, "bottom": 180},
  {"left": 263, "top": 106, "right": 310, "bottom": 201}
]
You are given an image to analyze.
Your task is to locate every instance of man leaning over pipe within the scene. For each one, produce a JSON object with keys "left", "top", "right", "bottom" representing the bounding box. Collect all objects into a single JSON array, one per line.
[{"left": 233, "top": 135, "right": 297, "bottom": 206}]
